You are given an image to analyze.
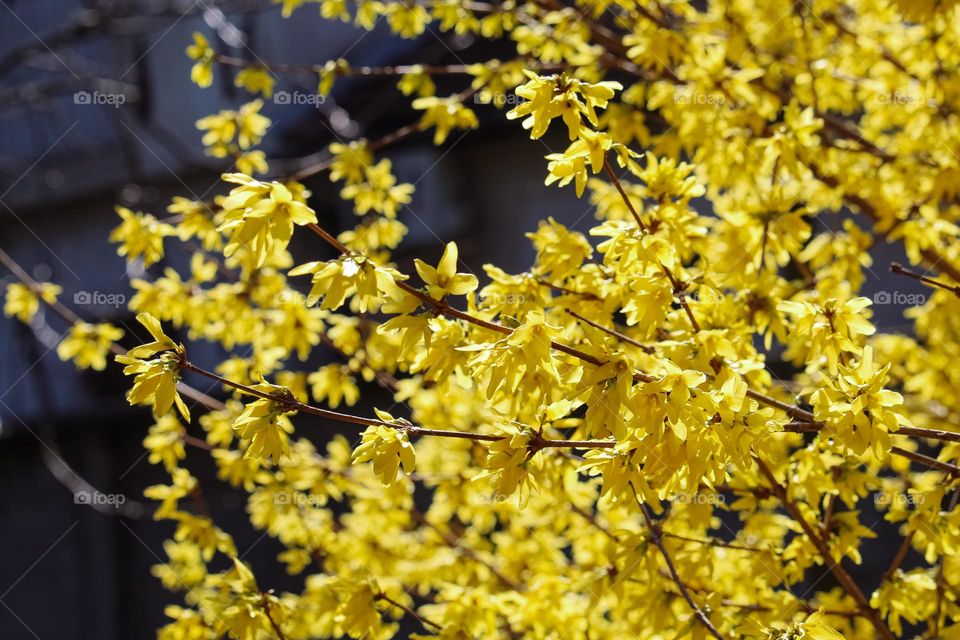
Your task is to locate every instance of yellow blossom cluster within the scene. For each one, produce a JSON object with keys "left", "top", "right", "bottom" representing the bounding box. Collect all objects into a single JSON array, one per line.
[{"left": 8, "top": 1, "right": 960, "bottom": 638}]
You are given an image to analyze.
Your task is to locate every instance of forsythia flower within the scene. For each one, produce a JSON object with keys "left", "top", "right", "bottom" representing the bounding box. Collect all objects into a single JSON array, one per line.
[
  {"left": 234, "top": 66, "right": 275, "bottom": 98},
  {"left": 308, "top": 364, "right": 360, "bottom": 408},
  {"left": 110, "top": 206, "right": 173, "bottom": 267},
  {"left": 218, "top": 174, "right": 318, "bottom": 267},
  {"left": 397, "top": 65, "right": 436, "bottom": 97},
  {"left": 870, "top": 569, "right": 937, "bottom": 634},
  {"left": 328, "top": 141, "right": 373, "bottom": 185},
  {"left": 475, "top": 424, "right": 541, "bottom": 505},
  {"left": 116, "top": 313, "right": 190, "bottom": 421},
  {"left": 411, "top": 96, "right": 479, "bottom": 144},
  {"left": 3, "top": 282, "right": 60, "bottom": 323},
  {"left": 338, "top": 158, "right": 414, "bottom": 219},
  {"left": 545, "top": 129, "right": 613, "bottom": 196},
  {"left": 810, "top": 346, "right": 909, "bottom": 457},
  {"left": 414, "top": 241, "right": 478, "bottom": 299},
  {"left": 196, "top": 100, "right": 271, "bottom": 157},
  {"left": 351, "top": 409, "right": 416, "bottom": 485},
  {"left": 144, "top": 415, "right": 187, "bottom": 472},
  {"left": 290, "top": 254, "right": 408, "bottom": 312},
  {"left": 778, "top": 297, "right": 875, "bottom": 374},
  {"left": 57, "top": 322, "right": 123, "bottom": 370},
  {"left": 186, "top": 32, "right": 214, "bottom": 88},
  {"left": 507, "top": 72, "right": 622, "bottom": 140},
  {"left": 740, "top": 611, "right": 845, "bottom": 640},
  {"left": 233, "top": 378, "right": 296, "bottom": 462}
]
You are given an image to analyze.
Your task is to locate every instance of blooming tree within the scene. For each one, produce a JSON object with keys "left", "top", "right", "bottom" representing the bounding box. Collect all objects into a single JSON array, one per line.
[{"left": 5, "top": 0, "right": 960, "bottom": 638}]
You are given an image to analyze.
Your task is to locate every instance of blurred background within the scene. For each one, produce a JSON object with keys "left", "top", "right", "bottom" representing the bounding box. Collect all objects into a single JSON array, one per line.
[{"left": 0, "top": 0, "right": 930, "bottom": 637}]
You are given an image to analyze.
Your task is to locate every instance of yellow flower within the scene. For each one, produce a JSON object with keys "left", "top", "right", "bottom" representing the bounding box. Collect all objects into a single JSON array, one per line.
[
  {"left": 168, "top": 197, "right": 221, "bottom": 250},
  {"left": 474, "top": 424, "right": 541, "bottom": 505},
  {"left": 236, "top": 150, "right": 268, "bottom": 175},
  {"left": 411, "top": 96, "right": 479, "bottom": 144},
  {"left": 308, "top": 364, "right": 360, "bottom": 408},
  {"left": 196, "top": 100, "right": 271, "bottom": 158},
  {"left": 778, "top": 297, "right": 875, "bottom": 374},
  {"left": 144, "top": 415, "right": 187, "bottom": 473},
  {"left": 186, "top": 32, "right": 214, "bottom": 88},
  {"left": 234, "top": 66, "right": 275, "bottom": 98},
  {"left": 810, "top": 346, "right": 909, "bottom": 457},
  {"left": 338, "top": 158, "right": 414, "bottom": 218},
  {"left": 233, "top": 378, "right": 296, "bottom": 463},
  {"left": 740, "top": 611, "right": 845, "bottom": 640},
  {"left": 290, "top": 254, "right": 408, "bottom": 312},
  {"left": 57, "top": 322, "right": 123, "bottom": 370},
  {"left": 351, "top": 409, "right": 416, "bottom": 485},
  {"left": 414, "top": 241, "right": 478, "bottom": 299},
  {"left": 116, "top": 313, "right": 190, "bottom": 421},
  {"left": 397, "top": 65, "right": 436, "bottom": 97},
  {"left": 109, "top": 206, "right": 173, "bottom": 266},
  {"left": 218, "top": 174, "right": 318, "bottom": 267},
  {"left": 3, "top": 282, "right": 61, "bottom": 324},
  {"left": 385, "top": 2, "right": 429, "bottom": 37},
  {"left": 318, "top": 58, "right": 349, "bottom": 96},
  {"left": 544, "top": 129, "right": 613, "bottom": 196},
  {"left": 508, "top": 72, "right": 622, "bottom": 140},
  {"left": 275, "top": 0, "right": 307, "bottom": 17},
  {"left": 328, "top": 141, "right": 373, "bottom": 186}
]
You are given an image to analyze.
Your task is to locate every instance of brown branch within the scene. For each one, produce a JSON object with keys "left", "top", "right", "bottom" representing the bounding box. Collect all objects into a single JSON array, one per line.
[
  {"left": 216, "top": 54, "right": 564, "bottom": 78},
  {"left": 290, "top": 85, "right": 479, "bottom": 181},
  {"left": 179, "top": 360, "right": 613, "bottom": 449},
  {"left": 602, "top": 154, "right": 646, "bottom": 231},
  {"left": 565, "top": 308, "right": 655, "bottom": 353},
  {"left": 412, "top": 510, "right": 525, "bottom": 592},
  {"left": 754, "top": 457, "right": 895, "bottom": 640},
  {"left": 890, "top": 262, "right": 960, "bottom": 296},
  {"left": 638, "top": 498, "right": 727, "bottom": 639},
  {"left": 261, "top": 592, "right": 288, "bottom": 640},
  {"left": 880, "top": 531, "right": 913, "bottom": 584},
  {"left": 376, "top": 593, "right": 442, "bottom": 631}
]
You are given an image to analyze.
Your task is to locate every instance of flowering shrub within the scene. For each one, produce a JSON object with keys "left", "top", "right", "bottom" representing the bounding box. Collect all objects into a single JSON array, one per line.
[{"left": 5, "top": 0, "right": 960, "bottom": 638}]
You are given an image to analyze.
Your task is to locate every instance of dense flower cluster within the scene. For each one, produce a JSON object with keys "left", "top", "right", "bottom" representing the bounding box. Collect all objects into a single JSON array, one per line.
[{"left": 6, "top": 0, "right": 960, "bottom": 638}]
